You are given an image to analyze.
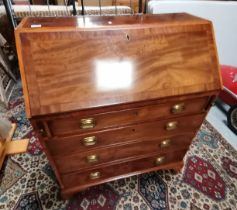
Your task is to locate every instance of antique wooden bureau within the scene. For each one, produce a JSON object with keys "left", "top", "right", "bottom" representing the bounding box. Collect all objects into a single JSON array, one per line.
[{"left": 15, "top": 14, "right": 222, "bottom": 198}]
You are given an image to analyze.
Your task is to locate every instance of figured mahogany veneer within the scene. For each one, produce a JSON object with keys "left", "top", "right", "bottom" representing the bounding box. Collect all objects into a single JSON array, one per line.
[
  {"left": 47, "top": 131, "right": 195, "bottom": 157},
  {"left": 47, "top": 114, "right": 204, "bottom": 157},
  {"left": 61, "top": 149, "right": 187, "bottom": 197},
  {"left": 54, "top": 135, "right": 192, "bottom": 174},
  {"left": 15, "top": 14, "right": 222, "bottom": 199},
  {"left": 47, "top": 96, "right": 209, "bottom": 137}
]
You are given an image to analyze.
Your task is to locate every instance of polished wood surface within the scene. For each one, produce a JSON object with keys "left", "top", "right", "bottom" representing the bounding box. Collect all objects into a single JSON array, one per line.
[
  {"left": 47, "top": 133, "right": 194, "bottom": 157},
  {"left": 17, "top": 13, "right": 208, "bottom": 30},
  {"left": 61, "top": 149, "right": 187, "bottom": 197},
  {"left": 15, "top": 14, "right": 221, "bottom": 118},
  {"left": 47, "top": 114, "right": 204, "bottom": 158},
  {"left": 54, "top": 135, "right": 191, "bottom": 174},
  {"left": 47, "top": 96, "right": 208, "bottom": 137},
  {"left": 15, "top": 14, "right": 222, "bottom": 199}
]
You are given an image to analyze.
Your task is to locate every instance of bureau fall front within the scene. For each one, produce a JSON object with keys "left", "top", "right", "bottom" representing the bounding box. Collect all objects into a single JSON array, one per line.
[{"left": 15, "top": 14, "right": 222, "bottom": 198}]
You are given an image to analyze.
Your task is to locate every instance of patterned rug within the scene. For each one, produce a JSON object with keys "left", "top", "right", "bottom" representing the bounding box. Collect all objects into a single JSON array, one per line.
[{"left": 0, "top": 82, "right": 237, "bottom": 210}]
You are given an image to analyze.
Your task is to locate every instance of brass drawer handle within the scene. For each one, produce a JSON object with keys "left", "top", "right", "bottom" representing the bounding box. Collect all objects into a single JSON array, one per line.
[
  {"left": 171, "top": 103, "right": 185, "bottom": 114},
  {"left": 80, "top": 118, "right": 96, "bottom": 129},
  {"left": 160, "top": 139, "right": 171, "bottom": 148},
  {"left": 82, "top": 136, "right": 97, "bottom": 146},
  {"left": 166, "top": 121, "right": 178, "bottom": 131},
  {"left": 89, "top": 171, "right": 101, "bottom": 180},
  {"left": 86, "top": 154, "right": 99, "bottom": 163},
  {"left": 155, "top": 156, "right": 165, "bottom": 165}
]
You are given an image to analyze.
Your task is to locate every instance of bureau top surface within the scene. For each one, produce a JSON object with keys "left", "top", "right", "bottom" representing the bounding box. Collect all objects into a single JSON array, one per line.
[
  {"left": 18, "top": 13, "right": 207, "bottom": 30},
  {"left": 15, "top": 13, "right": 222, "bottom": 118}
]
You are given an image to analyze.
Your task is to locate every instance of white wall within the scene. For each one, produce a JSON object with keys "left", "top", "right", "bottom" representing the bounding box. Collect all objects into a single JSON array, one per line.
[{"left": 148, "top": 1, "right": 237, "bottom": 67}]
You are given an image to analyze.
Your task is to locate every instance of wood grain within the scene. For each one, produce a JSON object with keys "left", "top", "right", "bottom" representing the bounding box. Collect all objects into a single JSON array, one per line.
[
  {"left": 47, "top": 133, "right": 195, "bottom": 157},
  {"left": 54, "top": 135, "right": 192, "bottom": 174},
  {"left": 52, "top": 113, "right": 204, "bottom": 174},
  {"left": 47, "top": 113, "right": 204, "bottom": 158},
  {"left": 17, "top": 13, "right": 210, "bottom": 30},
  {"left": 15, "top": 14, "right": 221, "bottom": 117},
  {"left": 15, "top": 14, "right": 222, "bottom": 198},
  {"left": 47, "top": 96, "right": 208, "bottom": 137},
  {"left": 60, "top": 149, "right": 186, "bottom": 198}
]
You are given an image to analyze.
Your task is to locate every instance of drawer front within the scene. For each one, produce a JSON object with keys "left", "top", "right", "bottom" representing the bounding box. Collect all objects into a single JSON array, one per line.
[
  {"left": 47, "top": 113, "right": 204, "bottom": 157},
  {"left": 46, "top": 97, "right": 208, "bottom": 137},
  {"left": 61, "top": 149, "right": 187, "bottom": 192},
  {"left": 54, "top": 135, "right": 192, "bottom": 174}
]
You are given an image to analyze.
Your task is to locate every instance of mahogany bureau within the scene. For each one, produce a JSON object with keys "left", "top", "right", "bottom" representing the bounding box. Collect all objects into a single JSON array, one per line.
[{"left": 15, "top": 14, "right": 222, "bottom": 198}]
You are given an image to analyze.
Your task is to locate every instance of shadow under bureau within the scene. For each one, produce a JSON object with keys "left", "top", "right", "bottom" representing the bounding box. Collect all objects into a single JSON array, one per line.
[{"left": 15, "top": 13, "right": 222, "bottom": 198}]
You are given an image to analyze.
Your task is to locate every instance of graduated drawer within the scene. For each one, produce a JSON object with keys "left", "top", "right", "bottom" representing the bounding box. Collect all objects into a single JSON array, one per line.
[
  {"left": 54, "top": 134, "right": 192, "bottom": 174},
  {"left": 46, "top": 97, "right": 208, "bottom": 137},
  {"left": 60, "top": 148, "right": 187, "bottom": 196},
  {"left": 46, "top": 113, "right": 204, "bottom": 157}
]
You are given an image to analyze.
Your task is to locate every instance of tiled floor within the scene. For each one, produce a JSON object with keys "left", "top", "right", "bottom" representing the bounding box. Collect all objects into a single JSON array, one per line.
[{"left": 207, "top": 103, "right": 237, "bottom": 150}]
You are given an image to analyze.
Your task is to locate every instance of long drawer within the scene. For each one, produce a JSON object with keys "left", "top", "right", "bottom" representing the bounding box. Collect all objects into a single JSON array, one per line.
[
  {"left": 60, "top": 148, "right": 187, "bottom": 196},
  {"left": 46, "top": 113, "right": 204, "bottom": 156},
  {"left": 54, "top": 134, "right": 192, "bottom": 174},
  {"left": 46, "top": 97, "right": 208, "bottom": 137}
]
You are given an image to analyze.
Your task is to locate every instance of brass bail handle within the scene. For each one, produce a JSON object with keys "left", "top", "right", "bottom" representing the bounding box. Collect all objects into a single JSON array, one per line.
[
  {"left": 155, "top": 156, "right": 165, "bottom": 165},
  {"left": 82, "top": 136, "right": 97, "bottom": 146},
  {"left": 89, "top": 171, "right": 101, "bottom": 180},
  {"left": 86, "top": 154, "right": 99, "bottom": 163},
  {"left": 80, "top": 118, "right": 96, "bottom": 129},
  {"left": 166, "top": 121, "right": 178, "bottom": 131},
  {"left": 172, "top": 103, "right": 185, "bottom": 114},
  {"left": 160, "top": 139, "right": 171, "bottom": 148}
]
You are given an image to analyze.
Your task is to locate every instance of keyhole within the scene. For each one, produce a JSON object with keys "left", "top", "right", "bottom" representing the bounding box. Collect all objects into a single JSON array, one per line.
[{"left": 126, "top": 34, "right": 130, "bottom": 41}]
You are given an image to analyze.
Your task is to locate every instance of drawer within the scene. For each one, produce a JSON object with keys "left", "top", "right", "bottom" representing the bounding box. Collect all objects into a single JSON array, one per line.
[
  {"left": 61, "top": 148, "right": 187, "bottom": 195},
  {"left": 45, "top": 97, "right": 208, "bottom": 137},
  {"left": 46, "top": 113, "right": 204, "bottom": 156},
  {"left": 54, "top": 134, "right": 192, "bottom": 174}
]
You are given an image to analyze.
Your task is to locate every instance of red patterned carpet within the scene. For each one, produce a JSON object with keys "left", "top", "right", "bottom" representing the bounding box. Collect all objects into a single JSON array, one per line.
[{"left": 0, "top": 82, "right": 236, "bottom": 210}]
